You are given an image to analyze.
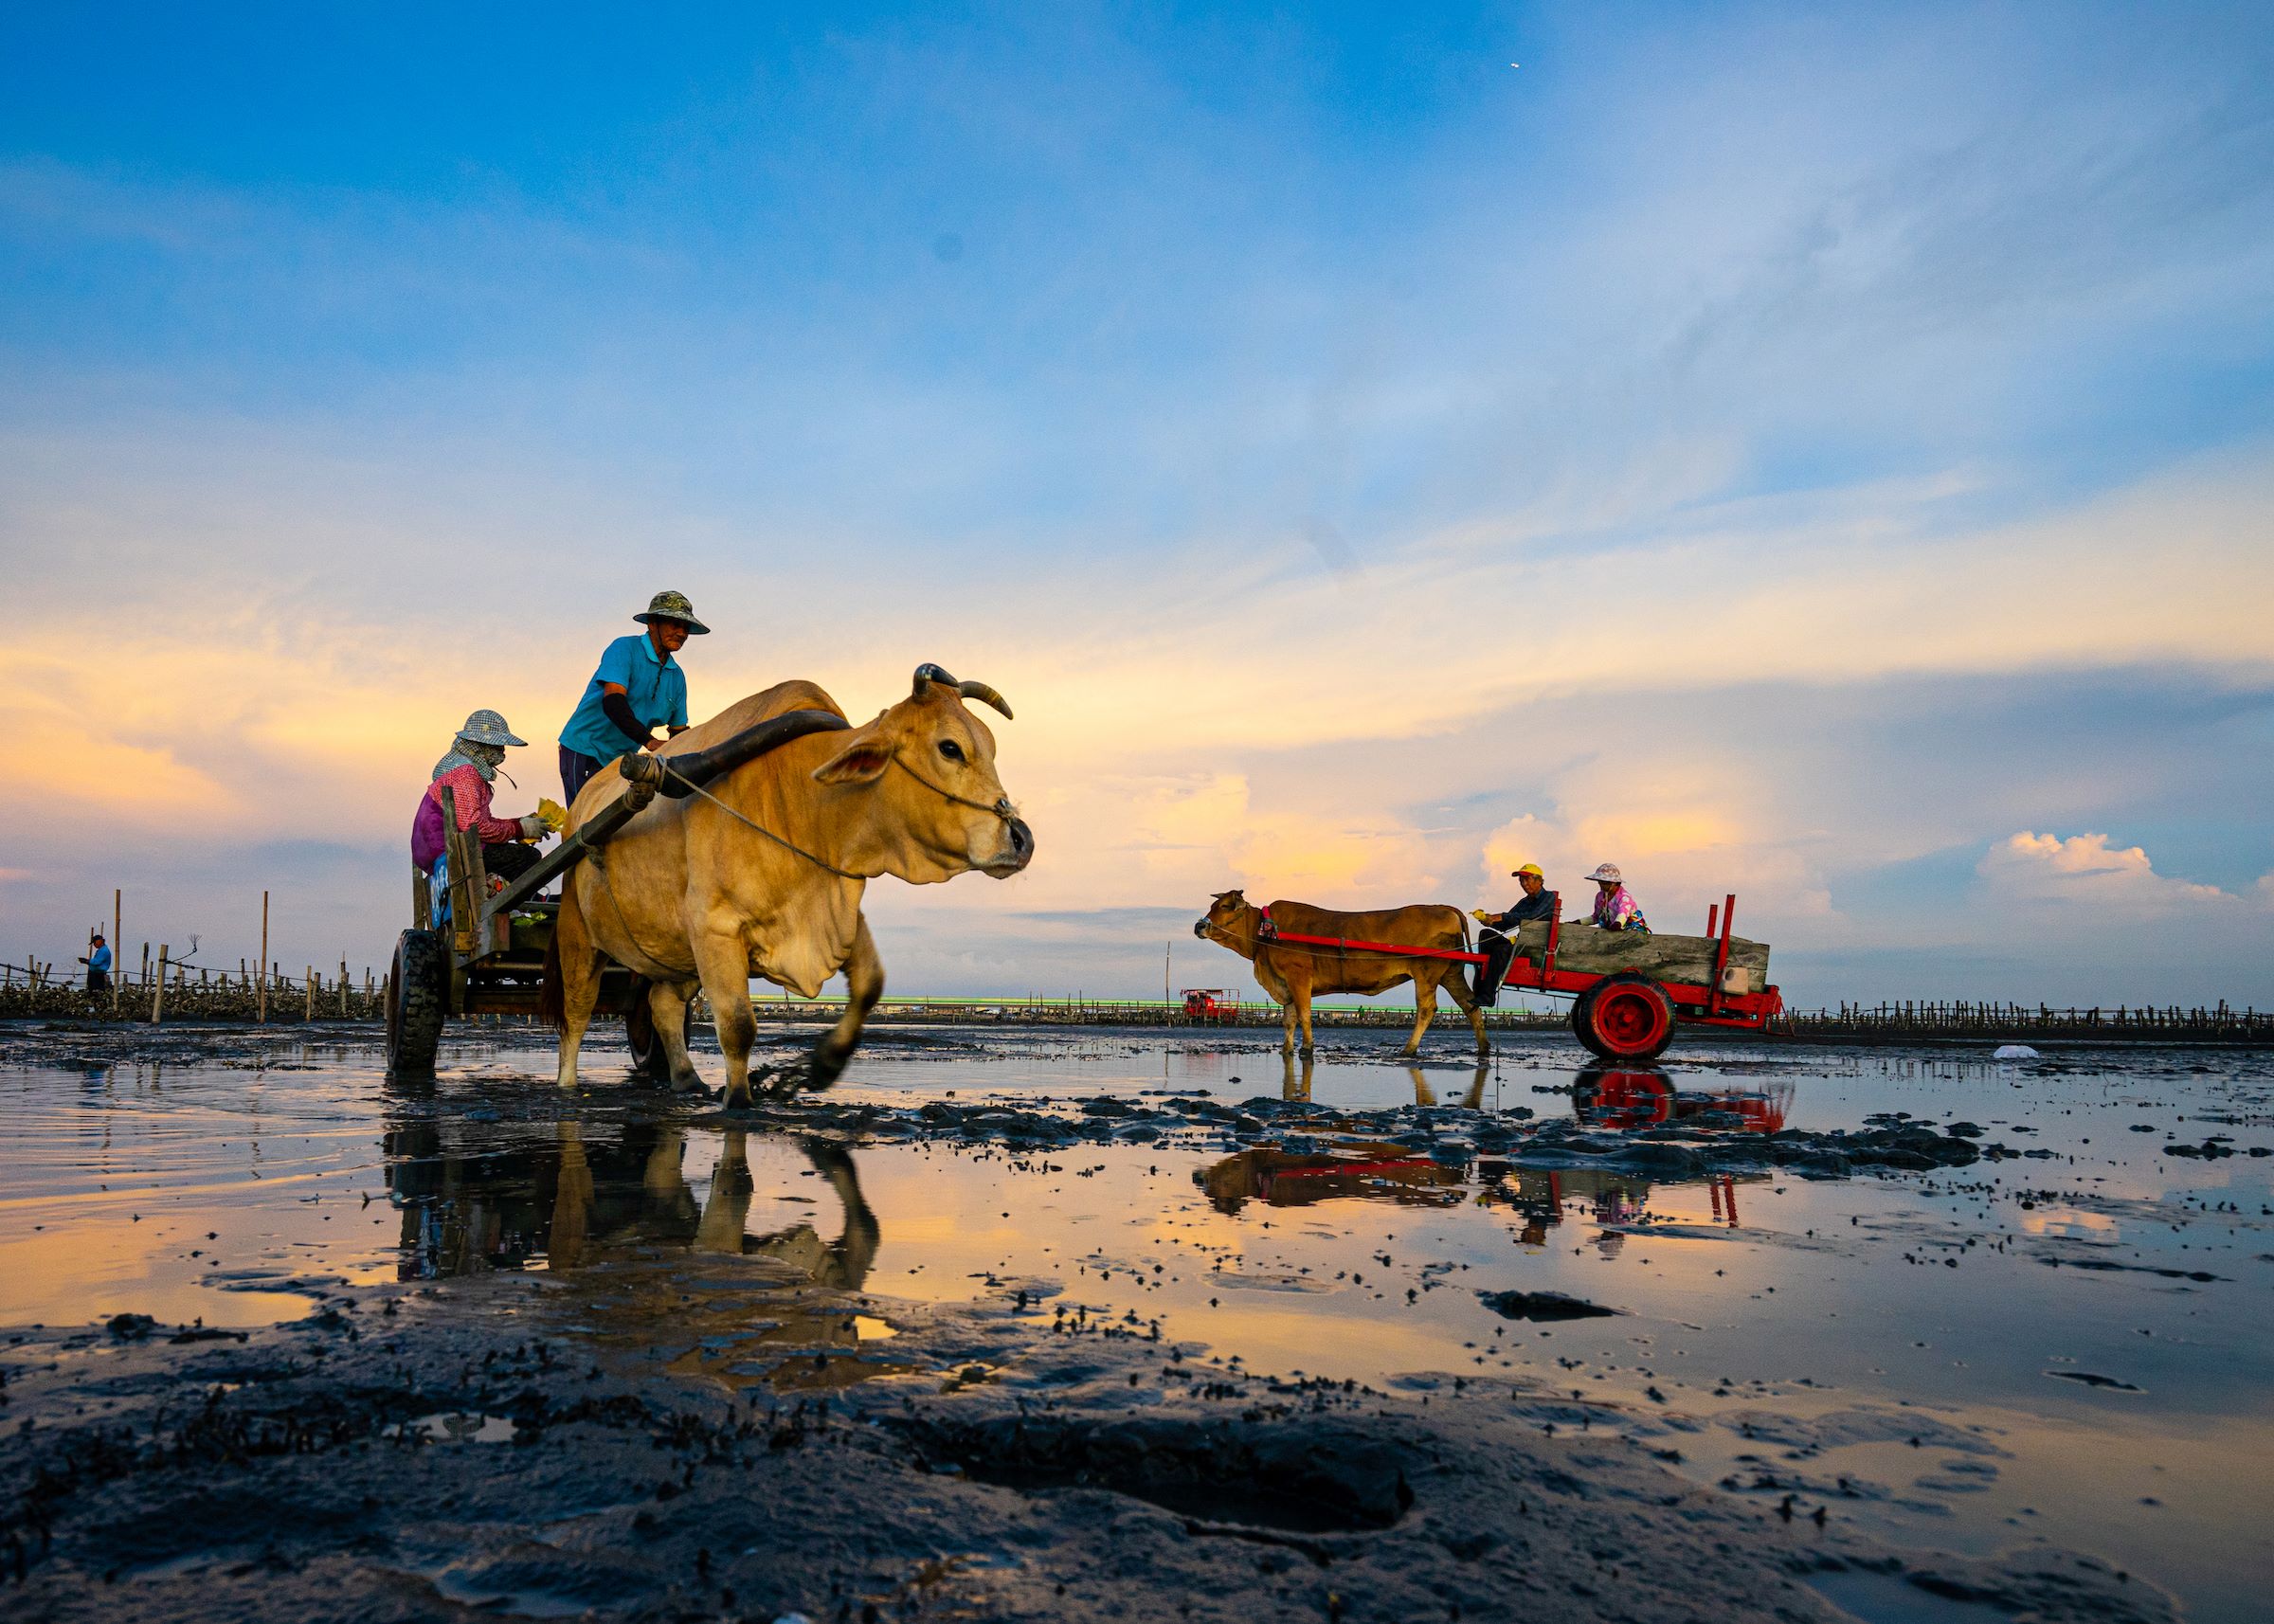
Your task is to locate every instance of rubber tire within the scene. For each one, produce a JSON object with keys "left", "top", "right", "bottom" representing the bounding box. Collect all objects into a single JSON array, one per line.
[
  {"left": 387, "top": 929, "right": 448, "bottom": 1074},
  {"left": 1569, "top": 979, "right": 1612, "bottom": 1057},
  {"left": 1574, "top": 970, "right": 1675, "bottom": 1062},
  {"left": 625, "top": 982, "right": 697, "bottom": 1082}
]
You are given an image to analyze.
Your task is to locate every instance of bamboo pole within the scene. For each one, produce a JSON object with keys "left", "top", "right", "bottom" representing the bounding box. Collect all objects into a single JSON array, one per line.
[
  {"left": 257, "top": 891, "right": 269, "bottom": 1023},
  {"left": 303, "top": 965, "right": 315, "bottom": 1022},
  {"left": 340, "top": 958, "right": 349, "bottom": 1017},
  {"left": 111, "top": 890, "right": 121, "bottom": 1017},
  {"left": 151, "top": 944, "right": 168, "bottom": 1024}
]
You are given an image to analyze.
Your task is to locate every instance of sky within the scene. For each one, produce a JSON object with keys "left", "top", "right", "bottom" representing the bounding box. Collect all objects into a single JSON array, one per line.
[{"left": 2, "top": 1, "right": 2271, "bottom": 1009}]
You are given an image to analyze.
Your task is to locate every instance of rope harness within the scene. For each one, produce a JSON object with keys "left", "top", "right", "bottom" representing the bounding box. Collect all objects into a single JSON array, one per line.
[{"left": 580, "top": 743, "right": 1018, "bottom": 970}]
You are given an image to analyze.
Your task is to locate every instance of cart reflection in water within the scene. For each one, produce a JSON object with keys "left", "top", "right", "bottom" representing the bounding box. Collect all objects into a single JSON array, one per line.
[
  {"left": 1470, "top": 1066, "right": 1792, "bottom": 1243},
  {"left": 384, "top": 1115, "right": 902, "bottom": 1391},
  {"left": 1571, "top": 1066, "right": 1792, "bottom": 1135}
]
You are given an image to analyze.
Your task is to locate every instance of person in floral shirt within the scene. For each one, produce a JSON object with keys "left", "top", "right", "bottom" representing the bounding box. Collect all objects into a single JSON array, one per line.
[{"left": 1586, "top": 863, "right": 1649, "bottom": 934}]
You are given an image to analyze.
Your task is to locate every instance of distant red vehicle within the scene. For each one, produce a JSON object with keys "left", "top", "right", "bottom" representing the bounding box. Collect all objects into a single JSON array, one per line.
[{"left": 1181, "top": 987, "right": 1240, "bottom": 1022}]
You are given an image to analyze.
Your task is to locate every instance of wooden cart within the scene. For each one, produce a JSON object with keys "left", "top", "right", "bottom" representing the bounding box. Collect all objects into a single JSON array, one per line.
[
  {"left": 1254, "top": 893, "right": 1784, "bottom": 1062},
  {"left": 382, "top": 710, "right": 852, "bottom": 1076}
]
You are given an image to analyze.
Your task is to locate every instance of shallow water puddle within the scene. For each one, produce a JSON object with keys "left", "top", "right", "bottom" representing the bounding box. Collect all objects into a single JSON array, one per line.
[{"left": 2, "top": 1022, "right": 2270, "bottom": 1620}]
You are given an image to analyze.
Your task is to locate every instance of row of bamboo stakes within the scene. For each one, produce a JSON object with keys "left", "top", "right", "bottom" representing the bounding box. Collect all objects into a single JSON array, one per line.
[{"left": 5, "top": 889, "right": 380, "bottom": 1024}]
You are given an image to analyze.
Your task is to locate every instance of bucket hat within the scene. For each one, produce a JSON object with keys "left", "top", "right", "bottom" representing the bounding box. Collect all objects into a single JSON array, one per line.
[
  {"left": 635, "top": 589, "right": 711, "bottom": 636},
  {"left": 456, "top": 709, "right": 527, "bottom": 749},
  {"left": 1588, "top": 863, "right": 1622, "bottom": 884}
]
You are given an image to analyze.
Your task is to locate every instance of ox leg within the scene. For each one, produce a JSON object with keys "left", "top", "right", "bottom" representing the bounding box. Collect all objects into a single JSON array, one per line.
[
  {"left": 647, "top": 978, "right": 705, "bottom": 1094},
  {"left": 1443, "top": 968, "right": 1492, "bottom": 1056},
  {"left": 1403, "top": 973, "right": 1439, "bottom": 1056},
  {"left": 691, "top": 929, "right": 762, "bottom": 1110},
  {"left": 804, "top": 915, "right": 884, "bottom": 1095},
  {"left": 1294, "top": 978, "right": 1316, "bottom": 1056},
  {"left": 552, "top": 886, "right": 605, "bottom": 1092}
]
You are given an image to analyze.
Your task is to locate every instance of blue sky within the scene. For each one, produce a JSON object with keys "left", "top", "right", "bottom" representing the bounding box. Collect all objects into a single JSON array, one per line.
[{"left": 2, "top": 3, "right": 2270, "bottom": 1006}]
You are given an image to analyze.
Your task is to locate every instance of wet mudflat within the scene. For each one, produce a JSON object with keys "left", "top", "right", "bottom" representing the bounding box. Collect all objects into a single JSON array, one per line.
[{"left": 1, "top": 1020, "right": 2267, "bottom": 1622}]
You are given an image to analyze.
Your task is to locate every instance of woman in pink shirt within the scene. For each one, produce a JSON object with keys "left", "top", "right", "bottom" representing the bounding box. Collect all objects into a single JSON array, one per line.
[
  {"left": 1585, "top": 863, "right": 1649, "bottom": 934},
  {"left": 411, "top": 710, "right": 550, "bottom": 889}
]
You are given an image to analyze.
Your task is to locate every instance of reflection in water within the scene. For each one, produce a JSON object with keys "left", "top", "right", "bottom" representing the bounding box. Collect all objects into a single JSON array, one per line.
[
  {"left": 384, "top": 1120, "right": 876, "bottom": 1289},
  {"left": 1407, "top": 1063, "right": 1489, "bottom": 1110},
  {"left": 1198, "top": 1143, "right": 1465, "bottom": 1213},
  {"left": 384, "top": 1111, "right": 896, "bottom": 1391},
  {"left": 1276, "top": 1054, "right": 1491, "bottom": 1109},
  {"left": 1572, "top": 1067, "right": 1793, "bottom": 1134}
]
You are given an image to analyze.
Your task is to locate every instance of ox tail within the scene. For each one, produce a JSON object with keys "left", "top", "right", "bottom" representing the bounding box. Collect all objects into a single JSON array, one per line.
[{"left": 537, "top": 887, "right": 572, "bottom": 1030}]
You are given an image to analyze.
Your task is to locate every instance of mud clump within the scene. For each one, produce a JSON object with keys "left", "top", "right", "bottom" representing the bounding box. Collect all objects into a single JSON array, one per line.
[
  {"left": 897, "top": 1412, "right": 1413, "bottom": 1533},
  {"left": 1475, "top": 1289, "right": 1620, "bottom": 1322}
]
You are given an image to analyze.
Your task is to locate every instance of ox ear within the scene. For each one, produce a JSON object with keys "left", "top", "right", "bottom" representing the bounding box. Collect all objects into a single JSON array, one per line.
[{"left": 813, "top": 731, "right": 894, "bottom": 785}]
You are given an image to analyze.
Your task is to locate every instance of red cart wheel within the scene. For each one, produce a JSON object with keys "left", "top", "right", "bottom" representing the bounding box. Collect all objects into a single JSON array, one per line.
[{"left": 1574, "top": 971, "right": 1674, "bottom": 1061}]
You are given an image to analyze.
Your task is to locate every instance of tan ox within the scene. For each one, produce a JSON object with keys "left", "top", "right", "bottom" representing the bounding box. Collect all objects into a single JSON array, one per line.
[
  {"left": 543, "top": 665, "right": 1032, "bottom": 1107},
  {"left": 1194, "top": 890, "right": 1489, "bottom": 1056}
]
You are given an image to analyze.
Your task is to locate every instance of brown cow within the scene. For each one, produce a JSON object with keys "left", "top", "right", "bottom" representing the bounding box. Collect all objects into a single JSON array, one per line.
[
  {"left": 1193, "top": 890, "right": 1489, "bottom": 1056},
  {"left": 543, "top": 665, "right": 1032, "bottom": 1107}
]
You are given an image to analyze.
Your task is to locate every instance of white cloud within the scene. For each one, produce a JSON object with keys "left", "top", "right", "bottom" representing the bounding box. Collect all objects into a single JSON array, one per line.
[{"left": 1976, "top": 831, "right": 2230, "bottom": 913}]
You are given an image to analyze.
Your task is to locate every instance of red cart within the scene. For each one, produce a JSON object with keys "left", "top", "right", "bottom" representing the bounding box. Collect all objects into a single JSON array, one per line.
[{"left": 1254, "top": 893, "right": 1782, "bottom": 1062}]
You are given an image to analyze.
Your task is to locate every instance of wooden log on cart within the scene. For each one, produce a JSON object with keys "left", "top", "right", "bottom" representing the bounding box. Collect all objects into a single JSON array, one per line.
[{"left": 1507, "top": 921, "right": 1770, "bottom": 991}]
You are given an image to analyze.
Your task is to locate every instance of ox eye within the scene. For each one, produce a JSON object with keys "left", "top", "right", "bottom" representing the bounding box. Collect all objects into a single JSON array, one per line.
[{"left": 937, "top": 739, "right": 966, "bottom": 763}]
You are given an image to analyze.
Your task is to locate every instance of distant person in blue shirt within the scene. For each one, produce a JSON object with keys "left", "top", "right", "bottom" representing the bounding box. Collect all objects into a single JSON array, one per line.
[
  {"left": 558, "top": 590, "right": 709, "bottom": 805},
  {"left": 80, "top": 933, "right": 112, "bottom": 993}
]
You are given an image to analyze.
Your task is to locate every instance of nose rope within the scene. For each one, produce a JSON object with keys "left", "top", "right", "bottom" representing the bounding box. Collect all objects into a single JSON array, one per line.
[
  {"left": 888, "top": 754, "right": 1017, "bottom": 821},
  {"left": 645, "top": 748, "right": 1016, "bottom": 879},
  {"left": 652, "top": 759, "right": 866, "bottom": 879}
]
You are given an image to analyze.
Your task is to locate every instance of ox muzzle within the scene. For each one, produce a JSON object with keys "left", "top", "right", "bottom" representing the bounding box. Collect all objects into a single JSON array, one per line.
[{"left": 986, "top": 816, "right": 1036, "bottom": 876}]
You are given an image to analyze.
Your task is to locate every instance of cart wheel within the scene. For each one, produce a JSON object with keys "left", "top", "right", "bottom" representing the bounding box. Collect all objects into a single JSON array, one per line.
[
  {"left": 1573, "top": 971, "right": 1674, "bottom": 1062},
  {"left": 625, "top": 982, "right": 696, "bottom": 1082},
  {"left": 387, "top": 929, "right": 448, "bottom": 1074}
]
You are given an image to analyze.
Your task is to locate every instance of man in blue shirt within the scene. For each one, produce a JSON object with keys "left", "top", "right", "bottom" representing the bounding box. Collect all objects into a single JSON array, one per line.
[
  {"left": 81, "top": 932, "right": 112, "bottom": 994},
  {"left": 558, "top": 590, "right": 708, "bottom": 804}
]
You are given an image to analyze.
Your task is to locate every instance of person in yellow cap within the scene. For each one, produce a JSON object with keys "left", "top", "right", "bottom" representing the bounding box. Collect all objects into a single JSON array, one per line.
[{"left": 1471, "top": 863, "right": 1556, "bottom": 1007}]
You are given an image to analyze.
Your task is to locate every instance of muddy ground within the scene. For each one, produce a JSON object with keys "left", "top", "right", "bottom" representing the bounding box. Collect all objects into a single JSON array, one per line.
[
  {"left": 4, "top": 1020, "right": 2260, "bottom": 1622},
  {"left": 3, "top": 1273, "right": 2173, "bottom": 1624}
]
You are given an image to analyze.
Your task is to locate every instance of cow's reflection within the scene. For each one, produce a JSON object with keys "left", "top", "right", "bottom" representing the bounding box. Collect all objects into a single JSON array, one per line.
[
  {"left": 1198, "top": 1142, "right": 1465, "bottom": 1214},
  {"left": 1407, "top": 1063, "right": 1489, "bottom": 1110},
  {"left": 695, "top": 1131, "right": 878, "bottom": 1290},
  {"left": 384, "top": 1115, "right": 875, "bottom": 1290}
]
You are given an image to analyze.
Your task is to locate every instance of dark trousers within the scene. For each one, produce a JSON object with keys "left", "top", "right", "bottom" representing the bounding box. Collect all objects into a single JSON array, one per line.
[
  {"left": 482, "top": 841, "right": 544, "bottom": 882},
  {"left": 1476, "top": 929, "right": 1517, "bottom": 1007},
  {"left": 86, "top": 968, "right": 109, "bottom": 994},
  {"left": 560, "top": 746, "right": 607, "bottom": 807}
]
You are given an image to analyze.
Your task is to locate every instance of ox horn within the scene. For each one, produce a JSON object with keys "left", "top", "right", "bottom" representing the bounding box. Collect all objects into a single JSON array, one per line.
[{"left": 912, "top": 663, "right": 1014, "bottom": 720}]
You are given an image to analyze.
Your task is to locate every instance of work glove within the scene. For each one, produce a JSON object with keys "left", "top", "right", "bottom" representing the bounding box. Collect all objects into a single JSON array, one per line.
[
  {"left": 518, "top": 813, "right": 550, "bottom": 841},
  {"left": 1471, "top": 909, "right": 1490, "bottom": 923}
]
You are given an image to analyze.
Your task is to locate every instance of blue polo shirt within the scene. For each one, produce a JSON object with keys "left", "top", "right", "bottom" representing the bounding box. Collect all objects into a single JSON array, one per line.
[{"left": 560, "top": 633, "right": 689, "bottom": 762}]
